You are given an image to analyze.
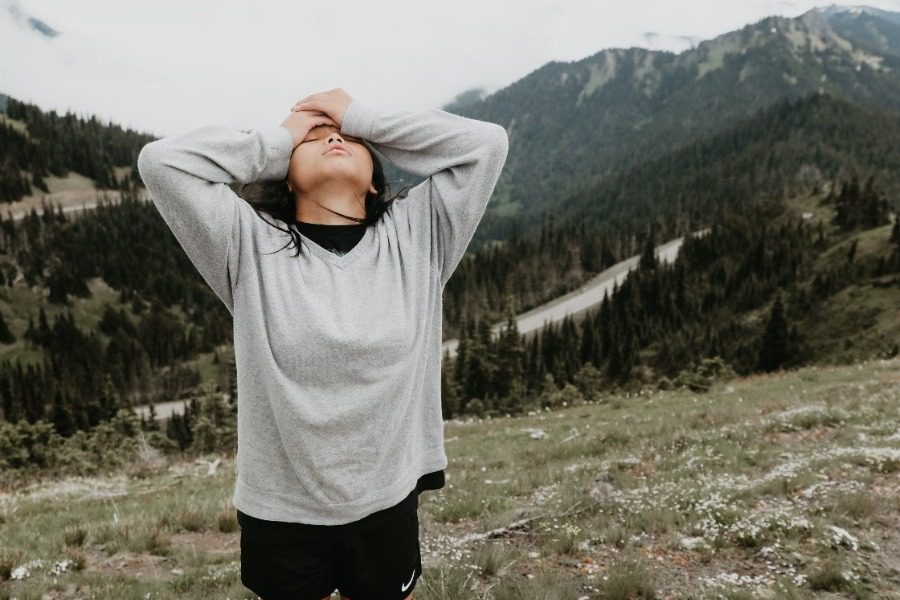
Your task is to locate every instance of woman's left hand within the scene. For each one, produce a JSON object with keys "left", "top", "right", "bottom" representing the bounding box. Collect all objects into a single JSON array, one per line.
[{"left": 290, "top": 88, "right": 353, "bottom": 129}]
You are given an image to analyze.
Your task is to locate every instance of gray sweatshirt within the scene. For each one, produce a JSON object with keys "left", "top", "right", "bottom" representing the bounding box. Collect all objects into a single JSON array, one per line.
[{"left": 136, "top": 99, "right": 509, "bottom": 524}]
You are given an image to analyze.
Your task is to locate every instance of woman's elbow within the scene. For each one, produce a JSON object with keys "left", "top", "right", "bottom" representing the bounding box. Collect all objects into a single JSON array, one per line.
[
  {"left": 488, "top": 124, "right": 509, "bottom": 164},
  {"left": 137, "top": 142, "right": 161, "bottom": 180},
  {"left": 491, "top": 124, "right": 509, "bottom": 157}
]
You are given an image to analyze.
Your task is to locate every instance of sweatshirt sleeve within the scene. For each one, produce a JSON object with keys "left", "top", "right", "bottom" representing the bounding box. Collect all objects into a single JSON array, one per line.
[
  {"left": 136, "top": 125, "right": 294, "bottom": 314},
  {"left": 339, "top": 99, "right": 509, "bottom": 288}
]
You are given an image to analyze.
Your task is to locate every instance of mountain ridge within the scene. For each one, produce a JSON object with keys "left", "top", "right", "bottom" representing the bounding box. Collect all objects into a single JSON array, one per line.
[{"left": 455, "top": 4, "right": 900, "bottom": 240}]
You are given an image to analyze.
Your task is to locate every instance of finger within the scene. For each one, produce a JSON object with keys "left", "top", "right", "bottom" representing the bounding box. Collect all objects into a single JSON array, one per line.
[
  {"left": 293, "top": 99, "right": 322, "bottom": 111},
  {"left": 312, "top": 116, "right": 338, "bottom": 129},
  {"left": 292, "top": 95, "right": 315, "bottom": 107},
  {"left": 292, "top": 108, "right": 327, "bottom": 117}
]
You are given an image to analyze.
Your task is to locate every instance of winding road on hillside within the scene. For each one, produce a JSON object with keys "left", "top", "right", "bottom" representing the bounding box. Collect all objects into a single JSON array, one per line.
[
  {"left": 133, "top": 228, "right": 709, "bottom": 421},
  {"left": 440, "top": 229, "right": 709, "bottom": 360}
]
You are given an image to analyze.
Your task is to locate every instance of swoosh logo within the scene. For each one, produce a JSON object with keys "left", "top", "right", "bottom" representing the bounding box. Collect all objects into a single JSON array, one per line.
[{"left": 401, "top": 568, "right": 415, "bottom": 592}]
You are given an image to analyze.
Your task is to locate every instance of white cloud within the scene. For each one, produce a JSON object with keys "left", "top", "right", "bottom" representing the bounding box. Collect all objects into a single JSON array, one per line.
[{"left": 3, "top": 0, "right": 900, "bottom": 138}]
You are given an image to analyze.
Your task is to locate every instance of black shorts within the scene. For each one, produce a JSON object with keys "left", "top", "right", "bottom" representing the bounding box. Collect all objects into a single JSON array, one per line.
[{"left": 238, "top": 488, "right": 422, "bottom": 600}]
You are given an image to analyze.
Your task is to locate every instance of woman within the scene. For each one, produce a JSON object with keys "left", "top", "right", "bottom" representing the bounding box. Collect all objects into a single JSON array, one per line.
[{"left": 137, "top": 88, "right": 509, "bottom": 600}]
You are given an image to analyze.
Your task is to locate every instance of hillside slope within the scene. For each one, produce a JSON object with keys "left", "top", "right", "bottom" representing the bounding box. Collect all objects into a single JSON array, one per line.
[{"left": 2, "top": 356, "right": 898, "bottom": 598}]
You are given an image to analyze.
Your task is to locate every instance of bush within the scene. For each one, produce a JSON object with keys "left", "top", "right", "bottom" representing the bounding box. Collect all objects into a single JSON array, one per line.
[
  {"left": 189, "top": 392, "right": 236, "bottom": 455},
  {"left": 0, "top": 419, "right": 63, "bottom": 472},
  {"left": 573, "top": 363, "right": 605, "bottom": 399},
  {"left": 0, "top": 409, "right": 148, "bottom": 484},
  {"left": 673, "top": 356, "right": 737, "bottom": 393},
  {"left": 553, "top": 383, "right": 585, "bottom": 408},
  {"left": 464, "top": 397, "right": 485, "bottom": 417}
]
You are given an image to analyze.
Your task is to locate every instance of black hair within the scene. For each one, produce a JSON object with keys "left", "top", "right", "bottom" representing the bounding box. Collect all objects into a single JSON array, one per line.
[{"left": 231, "top": 141, "right": 411, "bottom": 257}]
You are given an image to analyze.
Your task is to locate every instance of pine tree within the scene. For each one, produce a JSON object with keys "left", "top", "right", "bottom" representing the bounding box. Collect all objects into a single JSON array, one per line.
[
  {"left": 464, "top": 317, "right": 497, "bottom": 402},
  {"left": 453, "top": 315, "right": 470, "bottom": 391},
  {"left": 146, "top": 402, "right": 161, "bottom": 431},
  {"left": 37, "top": 307, "right": 51, "bottom": 346},
  {"left": 606, "top": 331, "right": 624, "bottom": 381},
  {"left": 638, "top": 230, "right": 657, "bottom": 272},
  {"left": 98, "top": 373, "right": 120, "bottom": 421},
  {"left": 860, "top": 175, "right": 890, "bottom": 229},
  {"left": 494, "top": 311, "right": 525, "bottom": 402},
  {"left": 0, "top": 310, "right": 15, "bottom": 344},
  {"left": 226, "top": 355, "right": 238, "bottom": 414},
  {"left": 440, "top": 358, "right": 461, "bottom": 419},
  {"left": 50, "top": 388, "right": 76, "bottom": 437},
  {"left": 756, "top": 291, "right": 791, "bottom": 372}
]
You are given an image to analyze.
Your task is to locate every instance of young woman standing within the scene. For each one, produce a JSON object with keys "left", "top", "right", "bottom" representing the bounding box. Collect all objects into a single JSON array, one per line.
[{"left": 137, "top": 88, "right": 509, "bottom": 600}]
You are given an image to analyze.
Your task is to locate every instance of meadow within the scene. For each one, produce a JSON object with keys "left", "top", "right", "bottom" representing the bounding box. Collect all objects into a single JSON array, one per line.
[{"left": 1, "top": 356, "right": 898, "bottom": 599}]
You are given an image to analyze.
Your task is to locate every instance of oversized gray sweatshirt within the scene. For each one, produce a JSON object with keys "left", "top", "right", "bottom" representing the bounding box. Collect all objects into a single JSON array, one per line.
[{"left": 136, "top": 99, "right": 509, "bottom": 525}]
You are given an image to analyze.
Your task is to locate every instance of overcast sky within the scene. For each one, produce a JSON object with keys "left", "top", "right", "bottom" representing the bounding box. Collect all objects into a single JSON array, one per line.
[{"left": 3, "top": 0, "right": 900, "bottom": 138}]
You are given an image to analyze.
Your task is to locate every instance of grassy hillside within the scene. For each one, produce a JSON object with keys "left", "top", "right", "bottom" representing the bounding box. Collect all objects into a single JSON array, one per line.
[
  {"left": 801, "top": 223, "right": 900, "bottom": 364},
  {"left": 1, "top": 356, "right": 897, "bottom": 599},
  {"left": 769, "top": 186, "right": 899, "bottom": 366}
]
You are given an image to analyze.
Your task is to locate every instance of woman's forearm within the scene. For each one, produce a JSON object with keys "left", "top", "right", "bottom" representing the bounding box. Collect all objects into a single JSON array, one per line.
[
  {"left": 340, "top": 99, "right": 509, "bottom": 287},
  {"left": 136, "top": 125, "right": 294, "bottom": 312}
]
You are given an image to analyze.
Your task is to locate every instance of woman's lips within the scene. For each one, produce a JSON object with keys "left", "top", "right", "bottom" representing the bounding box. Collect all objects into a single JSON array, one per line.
[{"left": 325, "top": 147, "right": 349, "bottom": 155}]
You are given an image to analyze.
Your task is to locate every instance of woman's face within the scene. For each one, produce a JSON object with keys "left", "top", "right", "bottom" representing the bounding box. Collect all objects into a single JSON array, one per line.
[{"left": 286, "top": 124, "right": 377, "bottom": 197}]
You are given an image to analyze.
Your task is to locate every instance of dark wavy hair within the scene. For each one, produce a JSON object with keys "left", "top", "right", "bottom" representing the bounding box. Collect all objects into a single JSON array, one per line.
[{"left": 230, "top": 140, "right": 411, "bottom": 257}]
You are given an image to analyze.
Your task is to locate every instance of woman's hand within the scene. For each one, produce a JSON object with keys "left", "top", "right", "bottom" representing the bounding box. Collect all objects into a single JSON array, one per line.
[
  {"left": 290, "top": 88, "right": 353, "bottom": 130},
  {"left": 279, "top": 109, "right": 339, "bottom": 149}
]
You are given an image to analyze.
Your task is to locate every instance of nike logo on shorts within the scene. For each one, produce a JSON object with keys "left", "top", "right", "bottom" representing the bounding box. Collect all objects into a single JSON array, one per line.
[{"left": 401, "top": 568, "right": 415, "bottom": 592}]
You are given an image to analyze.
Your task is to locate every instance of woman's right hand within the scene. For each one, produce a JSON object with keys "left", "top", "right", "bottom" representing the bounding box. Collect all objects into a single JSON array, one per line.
[{"left": 279, "top": 109, "right": 339, "bottom": 148}]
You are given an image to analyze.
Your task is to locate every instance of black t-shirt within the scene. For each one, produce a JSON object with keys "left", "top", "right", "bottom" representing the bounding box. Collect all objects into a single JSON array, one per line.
[
  {"left": 236, "top": 218, "right": 446, "bottom": 534},
  {"left": 292, "top": 219, "right": 367, "bottom": 255}
]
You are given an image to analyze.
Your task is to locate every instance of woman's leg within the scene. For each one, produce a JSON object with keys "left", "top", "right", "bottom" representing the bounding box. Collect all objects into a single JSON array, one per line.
[
  {"left": 239, "top": 529, "right": 339, "bottom": 599},
  {"left": 335, "top": 509, "right": 422, "bottom": 599}
]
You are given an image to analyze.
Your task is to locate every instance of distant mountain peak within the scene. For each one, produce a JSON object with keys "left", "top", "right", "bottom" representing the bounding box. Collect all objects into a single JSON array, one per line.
[
  {"left": 813, "top": 3, "right": 900, "bottom": 58},
  {"left": 816, "top": 3, "right": 900, "bottom": 25},
  {"left": 443, "top": 87, "right": 495, "bottom": 113},
  {"left": 3, "top": 0, "right": 60, "bottom": 39},
  {"left": 794, "top": 8, "right": 882, "bottom": 64},
  {"left": 818, "top": 4, "right": 893, "bottom": 17},
  {"left": 676, "top": 7, "right": 892, "bottom": 79}
]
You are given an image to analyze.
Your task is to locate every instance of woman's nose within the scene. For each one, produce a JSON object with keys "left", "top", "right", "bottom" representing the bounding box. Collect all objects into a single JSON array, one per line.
[{"left": 327, "top": 133, "right": 343, "bottom": 143}]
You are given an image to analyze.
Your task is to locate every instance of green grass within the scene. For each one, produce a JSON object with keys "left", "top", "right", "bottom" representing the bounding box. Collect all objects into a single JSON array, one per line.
[{"left": 1, "top": 357, "right": 898, "bottom": 598}]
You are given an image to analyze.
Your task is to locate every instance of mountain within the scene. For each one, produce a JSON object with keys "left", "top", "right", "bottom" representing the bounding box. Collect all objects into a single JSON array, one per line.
[
  {"left": 820, "top": 4, "right": 900, "bottom": 27},
  {"left": 5, "top": 5, "right": 900, "bottom": 240},
  {"left": 823, "top": 4, "right": 900, "bottom": 58},
  {"left": 453, "top": 5, "right": 900, "bottom": 240},
  {"left": 553, "top": 91, "right": 900, "bottom": 233},
  {"left": 442, "top": 87, "right": 494, "bottom": 113},
  {"left": 0, "top": 7, "right": 896, "bottom": 470},
  {"left": 447, "top": 90, "right": 900, "bottom": 364},
  {"left": 4, "top": 0, "right": 59, "bottom": 38}
]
